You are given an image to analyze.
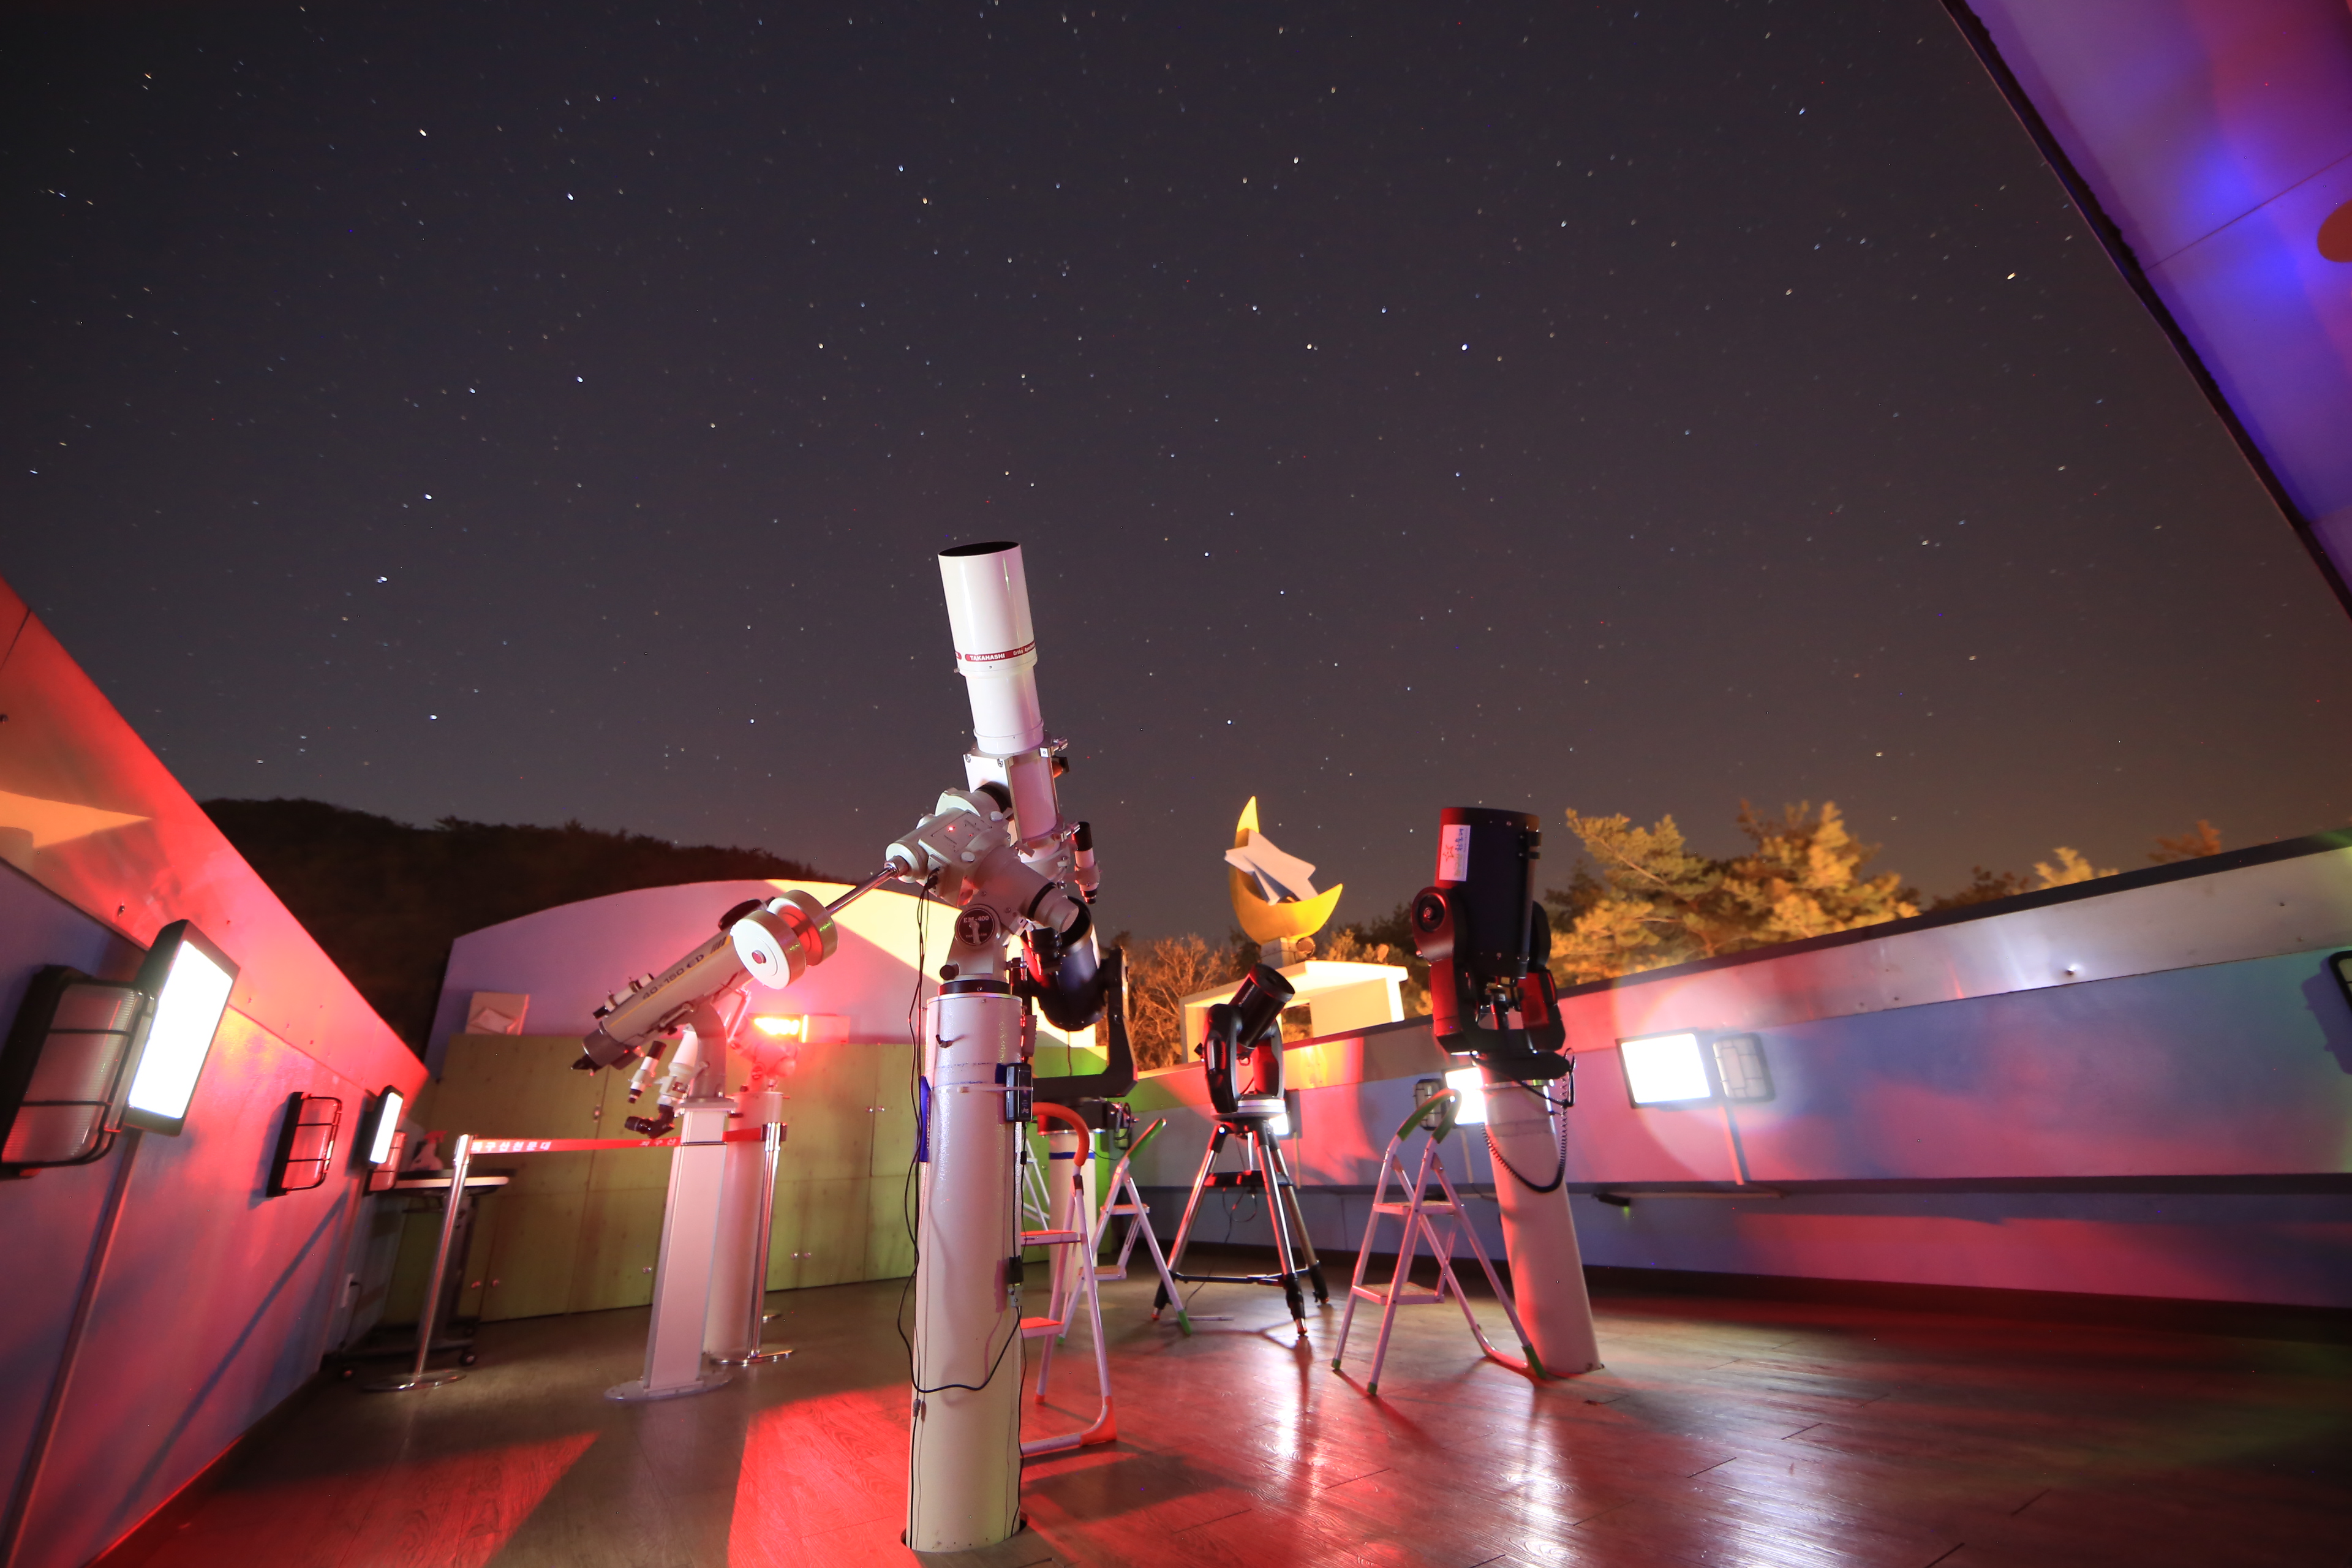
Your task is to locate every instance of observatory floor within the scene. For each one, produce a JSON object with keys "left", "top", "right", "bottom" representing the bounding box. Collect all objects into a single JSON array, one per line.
[{"left": 124, "top": 1253, "right": 2349, "bottom": 1568}]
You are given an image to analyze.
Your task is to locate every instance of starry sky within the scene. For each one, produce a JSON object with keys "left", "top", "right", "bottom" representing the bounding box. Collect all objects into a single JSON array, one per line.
[{"left": 7, "top": 0, "right": 2351, "bottom": 943}]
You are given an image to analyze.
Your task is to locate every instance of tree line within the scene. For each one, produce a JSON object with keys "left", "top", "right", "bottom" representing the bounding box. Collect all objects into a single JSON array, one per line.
[
  {"left": 206, "top": 793, "right": 2225, "bottom": 1073},
  {"left": 1117, "top": 804, "right": 2225, "bottom": 1070},
  {"left": 205, "top": 797, "right": 832, "bottom": 1052}
]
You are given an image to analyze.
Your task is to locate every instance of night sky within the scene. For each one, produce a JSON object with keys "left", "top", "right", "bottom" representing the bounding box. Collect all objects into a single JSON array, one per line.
[{"left": 8, "top": 0, "right": 2351, "bottom": 944}]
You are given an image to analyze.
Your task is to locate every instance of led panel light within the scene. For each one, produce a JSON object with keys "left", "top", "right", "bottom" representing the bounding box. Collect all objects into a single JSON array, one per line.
[
  {"left": 364, "top": 1087, "right": 406, "bottom": 1166},
  {"left": 366, "top": 1131, "right": 409, "bottom": 1194},
  {"left": 123, "top": 921, "right": 238, "bottom": 1136},
  {"left": 1620, "top": 1031, "right": 1713, "bottom": 1106},
  {"left": 1442, "top": 1065, "right": 1490, "bottom": 1125}
]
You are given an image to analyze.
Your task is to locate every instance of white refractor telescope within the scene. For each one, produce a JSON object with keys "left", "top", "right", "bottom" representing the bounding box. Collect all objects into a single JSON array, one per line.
[
  {"left": 718, "top": 541, "right": 1099, "bottom": 1551},
  {"left": 898, "top": 541, "right": 1093, "bottom": 1552}
]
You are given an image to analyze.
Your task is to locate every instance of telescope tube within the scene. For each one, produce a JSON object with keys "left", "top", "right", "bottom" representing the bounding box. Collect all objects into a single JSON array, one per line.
[
  {"left": 938, "top": 542, "right": 1044, "bottom": 756},
  {"left": 938, "top": 541, "right": 1061, "bottom": 844}
]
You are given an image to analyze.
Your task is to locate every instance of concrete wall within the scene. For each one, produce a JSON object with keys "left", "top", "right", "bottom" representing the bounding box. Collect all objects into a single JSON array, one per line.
[
  {"left": 0, "top": 577, "right": 426, "bottom": 1568},
  {"left": 1121, "top": 836, "right": 2352, "bottom": 1310}
]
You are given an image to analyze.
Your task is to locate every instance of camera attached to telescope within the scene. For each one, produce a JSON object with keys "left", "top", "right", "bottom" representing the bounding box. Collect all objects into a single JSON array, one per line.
[{"left": 1411, "top": 807, "right": 1569, "bottom": 1084}]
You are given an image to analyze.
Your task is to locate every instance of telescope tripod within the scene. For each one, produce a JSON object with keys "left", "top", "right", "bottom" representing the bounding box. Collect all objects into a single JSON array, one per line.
[{"left": 1154, "top": 1114, "right": 1329, "bottom": 1332}]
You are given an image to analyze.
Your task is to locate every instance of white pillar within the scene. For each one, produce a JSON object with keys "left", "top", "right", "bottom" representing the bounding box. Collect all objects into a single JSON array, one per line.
[
  {"left": 1482, "top": 1075, "right": 1602, "bottom": 1376},
  {"left": 1041, "top": 1126, "right": 1082, "bottom": 1317},
  {"left": 609, "top": 1098, "right": 736, "bottom": 1400},
  {"left": 905, "top": 988, "right": 1025, "bottom": 1551}
]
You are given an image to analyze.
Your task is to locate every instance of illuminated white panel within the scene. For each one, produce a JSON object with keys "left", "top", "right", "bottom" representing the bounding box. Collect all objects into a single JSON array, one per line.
[
  {"left": 1443, "top": 1066, "right": 1489, "bottom": 1125},
  {"left": 368, "top": 1088, "right": 405, "bottom": 1166},
  {"left": 126, "top": 940, "right": 233, "bottom": 1126},
  {"left": 1620, "top": 1032, "right": 1712, "bottom": 1106}
]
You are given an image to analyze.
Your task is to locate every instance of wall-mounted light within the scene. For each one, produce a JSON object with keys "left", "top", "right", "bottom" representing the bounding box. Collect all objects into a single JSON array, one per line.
[
  {"left": 360, "top": 1087, "right": 407, "bottom": 1194},
  {"left": 366, "top": 1131, "right": 409, "bottom": 1194},
  {"left": 1621, "top": 1031, "right": 1713, "bottom": 1106},
  {"left": 1619, "top": 1030, "right": 1775, "bottom": 1109},
  {"left": 363, "top": 1087, "right": 405, "bottom": 1167},
  {"left": 748, "top": 1014, "right": 849, "bottom": 1042},
  {"left": 1442, "top": 1065, "right": 1490, "bottom": 1125},
  {"left": 0, "top": 968, "right": 150, "bottom": 1169},
  {"left": 1709, "top": 1035, "right": 1773, "bottom": 1102},
  {"left": 267, "top": 1094, "right": 343, "bottom": 1196},
  {"left": 121, "top": 920, "right": 238, "bottom": 1136}
]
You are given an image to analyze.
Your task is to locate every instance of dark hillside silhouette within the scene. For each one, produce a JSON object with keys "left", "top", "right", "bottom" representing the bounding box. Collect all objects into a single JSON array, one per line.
[{"left": 203, "top": 797, "right": 835, "bottom": 1056}]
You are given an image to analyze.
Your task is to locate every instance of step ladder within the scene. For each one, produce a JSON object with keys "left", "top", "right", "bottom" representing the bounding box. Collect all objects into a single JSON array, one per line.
[
  {"left": 1332, "top": 1088, "right": 1538, "bottom": 1396},
  {"left": 1017, "top": 1114, "right": 1194, "bottom": 1455},
  {"left": 1018, "top": 1109, "right": 1113, "bottom": 1455},
  {"left": 1093, "top": 1118, "right": 1190, "bottom": 1335}
]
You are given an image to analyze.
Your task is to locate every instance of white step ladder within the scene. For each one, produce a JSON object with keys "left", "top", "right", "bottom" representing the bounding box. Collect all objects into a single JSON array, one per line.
[
  {"left": 1332, "top": 1088, "right": 1538, "bottom": 1396},
  {"left": 1017, "top": 1114, "right": 1191, "bottom": 1453},
  {"left": 1092, "top": 1118, "right": 1191, "bottom": 1334}
]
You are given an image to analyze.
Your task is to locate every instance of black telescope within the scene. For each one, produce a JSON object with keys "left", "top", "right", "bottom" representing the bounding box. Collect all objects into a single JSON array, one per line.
[
  {"left": 1200, "top": 963, "right": 1294, "bottom": 1119},
  {"left": 1410, "top": 807, "right": 1569, "bottom": 1082}
]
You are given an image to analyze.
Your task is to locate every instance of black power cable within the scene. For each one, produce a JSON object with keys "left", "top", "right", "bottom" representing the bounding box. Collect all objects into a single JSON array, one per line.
[
  {"left": 1483, "top": 1058, "right": 1575, "bottom": 1194},
  {"left": 894, "top": 874, "right": 1027, "bottom": 1398}
]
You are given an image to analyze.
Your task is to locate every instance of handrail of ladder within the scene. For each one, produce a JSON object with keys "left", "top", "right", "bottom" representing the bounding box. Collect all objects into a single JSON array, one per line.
[
  {"left": 1393, "top": 1087, "right": 1460, "bottom": 1145},
  {"left": 1123, "top": 1115, "right": 1168, "bottom": 1161},
  {"left": 1033, "top": 1100, "right": 1093, "bottom": 1161}
]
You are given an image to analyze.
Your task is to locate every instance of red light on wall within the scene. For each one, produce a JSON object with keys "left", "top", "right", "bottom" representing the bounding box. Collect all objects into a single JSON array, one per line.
[{"left": 748, "top": 1014, "right": 848, "bottom": 1044}]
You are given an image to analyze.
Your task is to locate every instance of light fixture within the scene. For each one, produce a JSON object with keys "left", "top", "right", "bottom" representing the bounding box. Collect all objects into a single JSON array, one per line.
[
  {"left": 1709, "top": 1034, "right": 1774, "bottom": 1102},
  {"left": 748, "top": 1014, "right": 848, "bottom": 1042},
  {"left": 121, "top": 920, "right": 239, "bottom": 1136},
  {"left": 0, "top": 968, "right": 149, "bottom": 1169},
  {"left": 1619, "top": 1031, "right": 1713, "bottom": 1106},
  {"left": 366, "top": 1130, "right": 409, "bottom": 1194},
  {"left": 267, "top": 1094, "right": 343, "bottom": 1196},
  {"left": 363, "top": 1087, "right": 405, "bottom": 1167},
  {"left": 1442, "top": 1065, "right": 1489, "bottom": 1125}
]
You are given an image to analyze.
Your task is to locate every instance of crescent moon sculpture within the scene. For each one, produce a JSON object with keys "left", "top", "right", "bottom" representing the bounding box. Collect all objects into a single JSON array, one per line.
[{"left": 1227, "top": 797, "right": 1343, "bottom": 947}]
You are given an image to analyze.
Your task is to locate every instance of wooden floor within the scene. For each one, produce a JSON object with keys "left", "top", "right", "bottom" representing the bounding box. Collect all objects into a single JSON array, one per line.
[{"left": 135, "top": 1253, "right": 2350, "bottom": 1568}]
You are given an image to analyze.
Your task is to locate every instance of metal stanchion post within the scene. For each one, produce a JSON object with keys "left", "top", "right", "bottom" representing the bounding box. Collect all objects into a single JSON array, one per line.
[
  {"left": 368, "top": 1133, "right": 473, "bottom": 1392},
  {"left": 717, "top": 1120, "right": 791, "bottom": 1366}
]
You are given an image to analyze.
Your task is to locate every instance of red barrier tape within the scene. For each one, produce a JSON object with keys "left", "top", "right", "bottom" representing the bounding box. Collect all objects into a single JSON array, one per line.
[{"left": 467, "top": 1128, "right": 774, "bottom": 1155}]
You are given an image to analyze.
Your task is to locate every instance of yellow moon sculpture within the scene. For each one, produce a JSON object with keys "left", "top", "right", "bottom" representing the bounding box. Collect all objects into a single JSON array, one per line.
[{"left": 1229, "top": 797, "right": 1343, "bottom": 946}]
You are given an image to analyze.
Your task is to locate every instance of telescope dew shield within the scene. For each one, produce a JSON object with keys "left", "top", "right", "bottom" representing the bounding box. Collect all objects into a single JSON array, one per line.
[
  {"left": 939, "top": 541, "right": 1065, "bottom": 845},
  {"left": 938, "top": 541, "right": 1044, "bottom": 756}
]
